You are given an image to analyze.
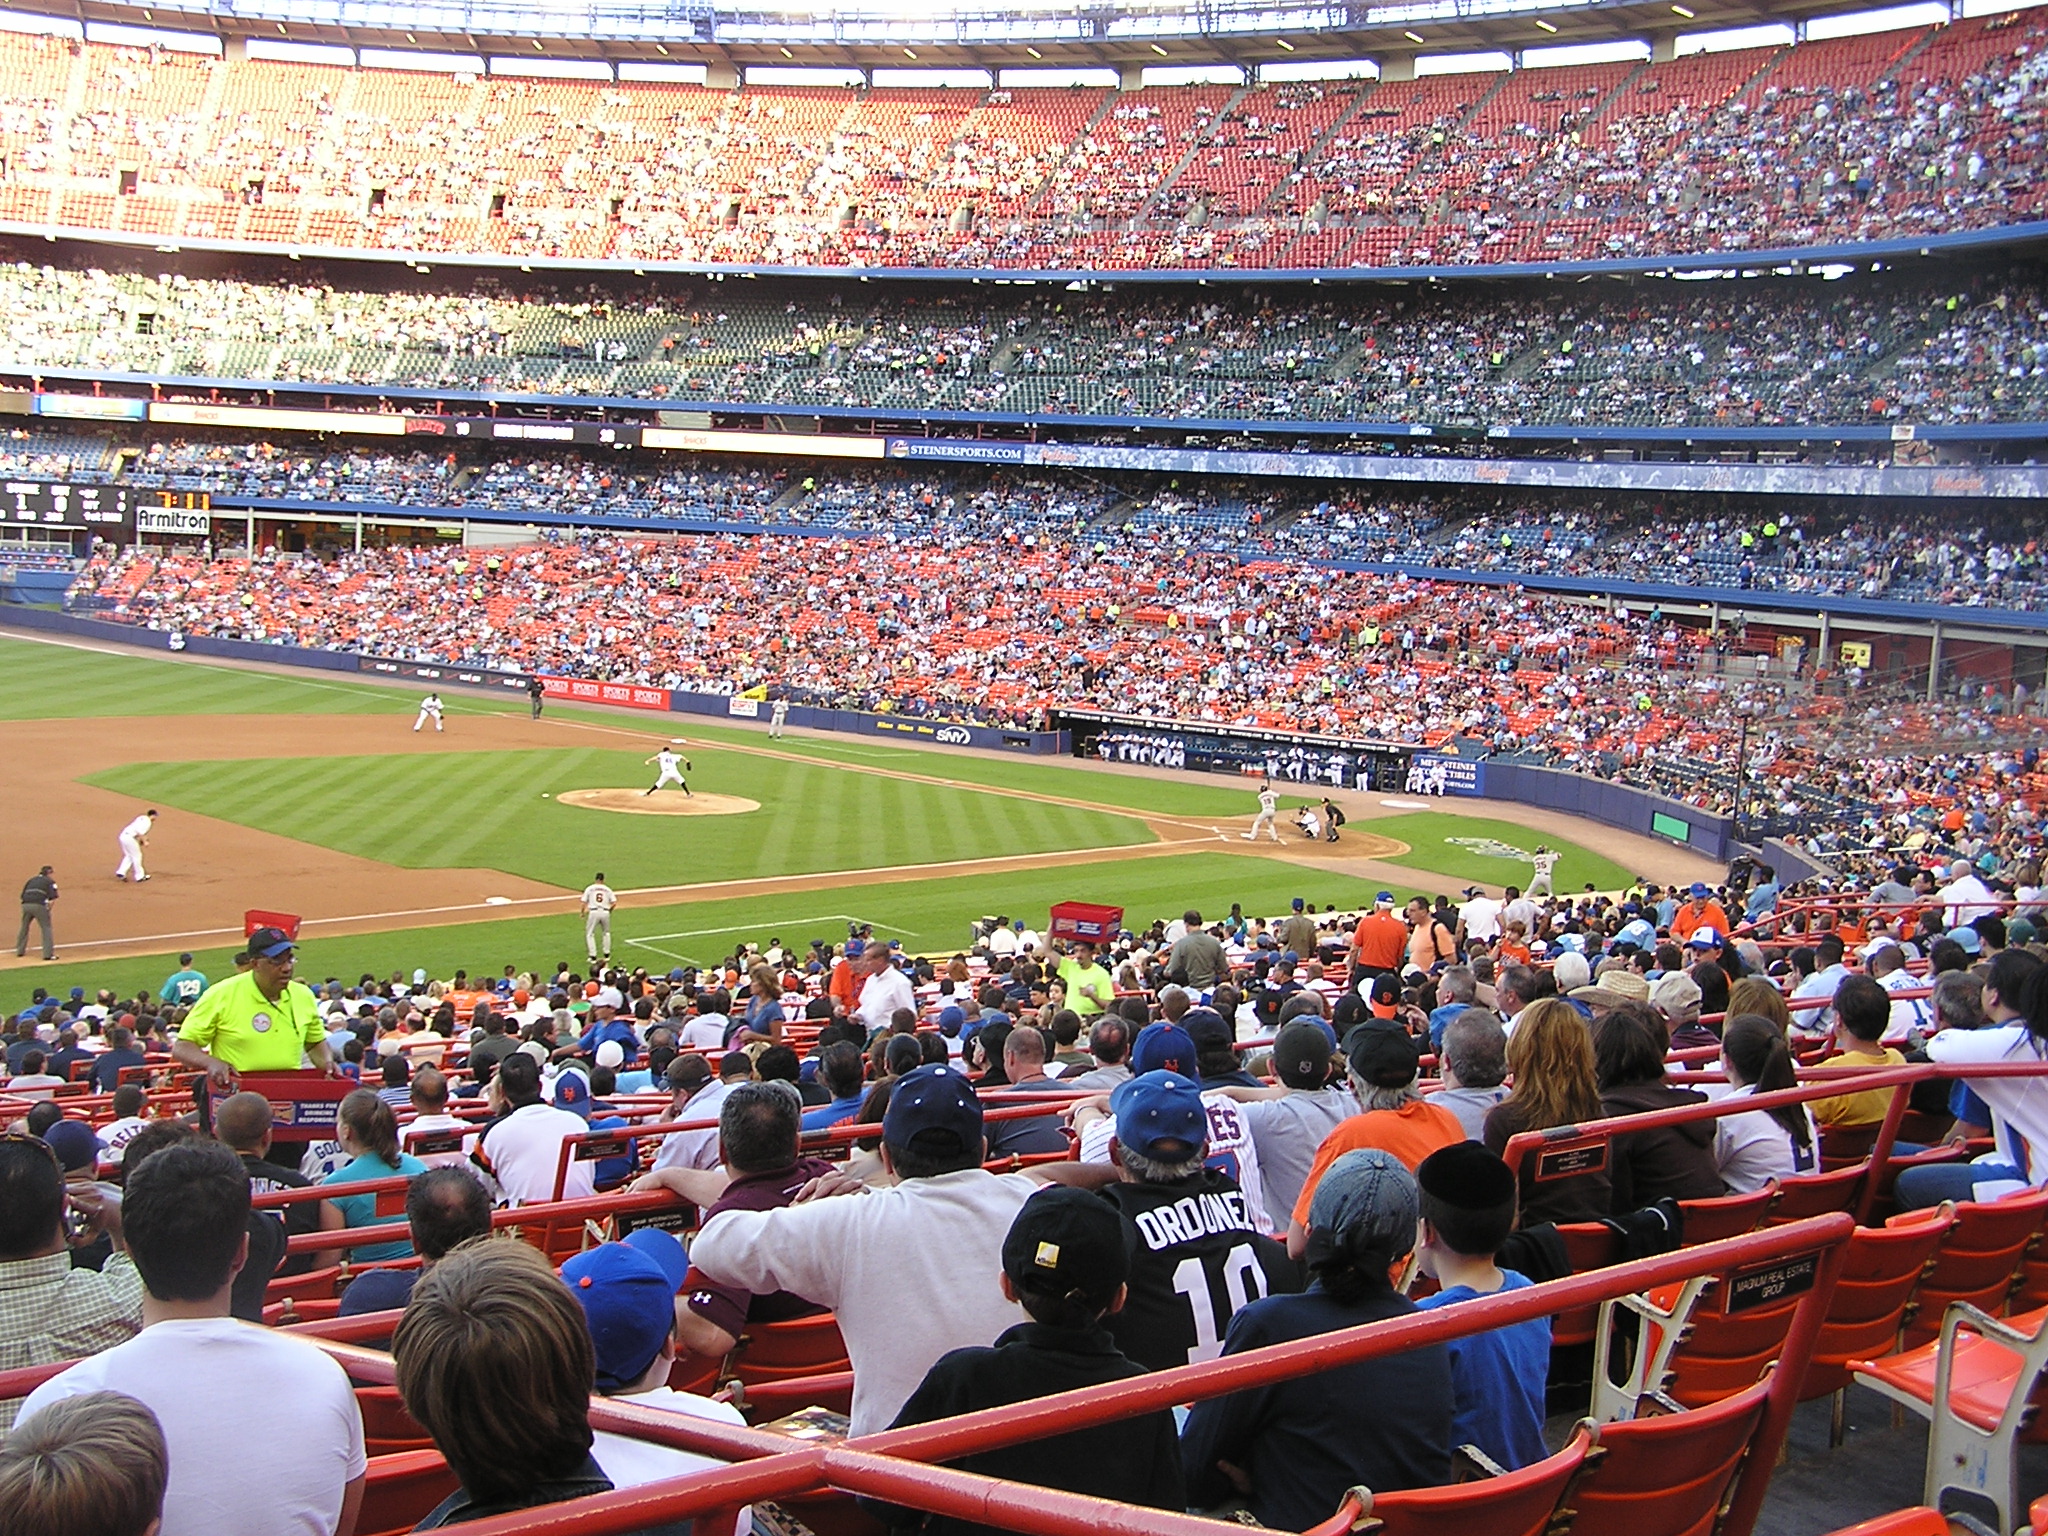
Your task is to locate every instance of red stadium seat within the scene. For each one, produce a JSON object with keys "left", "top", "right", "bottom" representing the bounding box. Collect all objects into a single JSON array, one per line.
[{"left": 1567, "top": 1376, "right": 1773, "bottom": 1536}]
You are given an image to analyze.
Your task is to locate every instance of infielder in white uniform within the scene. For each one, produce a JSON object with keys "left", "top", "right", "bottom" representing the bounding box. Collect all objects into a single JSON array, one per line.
[
  {"left": 581, "top": 872, "right": 617, "bottom": 969},
  {"left": 1528, "top": 845, "right": 1560, "bottom": 898},
  {"left": 413, "top": 692, "right": 444, "bottom": 733},
  {"left": 644, "top": 745, "right": 693, "bottom": 796},
  {"left": 1241, "top": 782, "right": 1283, "bottom": 844},
  {"left": 115, "top": 809, "right": 158, "bottom": 882},
  {"left": 768, "top": 698, "right": 789, "bottom": 739}
]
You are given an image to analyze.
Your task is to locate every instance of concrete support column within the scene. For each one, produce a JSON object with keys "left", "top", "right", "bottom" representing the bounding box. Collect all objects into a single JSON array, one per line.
[
  {"left": 1928, "top": 623, "right": 1944, "bottom": 702},
  {"left": 704, "top": 60, "right": 739, "bottom": 89},
  {"left": 1649, "top": 32, "right": 1679, "bottom": 63},
  {"left": 1118, "top": 62, "right": 1145, "bottom": 90},
  {"left": 1378, "top": 52, "right": 1417, "bottom": 82}
]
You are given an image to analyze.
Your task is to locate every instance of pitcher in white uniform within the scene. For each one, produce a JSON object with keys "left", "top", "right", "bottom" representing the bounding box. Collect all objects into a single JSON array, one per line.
[
  {"left": 115, "top": 809, "right": 158, "bottom": 882},
  {"left": 582, "top": 873, "right": 618, "bottom": 969},
  {"left": 644, "top": 745, "right": 692, "bottom": 796}
]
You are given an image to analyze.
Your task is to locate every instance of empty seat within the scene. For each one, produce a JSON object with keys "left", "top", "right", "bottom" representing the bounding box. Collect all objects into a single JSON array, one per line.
[{"left": 1568, "top": 1375, "right": 1773, "bottom": 1536}]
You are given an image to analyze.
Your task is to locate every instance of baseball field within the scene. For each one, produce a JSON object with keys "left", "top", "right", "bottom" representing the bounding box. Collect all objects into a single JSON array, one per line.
[{"left": 0, "top": 630, "right": 1703, "bottom": 997}]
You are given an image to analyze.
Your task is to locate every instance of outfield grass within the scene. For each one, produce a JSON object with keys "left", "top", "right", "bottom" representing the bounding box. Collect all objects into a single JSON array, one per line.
[
  {"left": 17, "top": 850, "right": 1416, "bottom": 997},
  {"left": 0, "top": 634, "right": 424, "bottom": 719},
  {"left": 1368, "top": 811, "right": 1637, "bottom": 892},
  {"left": 86, "top": 748, "right": 1158, "bottom": 890}
]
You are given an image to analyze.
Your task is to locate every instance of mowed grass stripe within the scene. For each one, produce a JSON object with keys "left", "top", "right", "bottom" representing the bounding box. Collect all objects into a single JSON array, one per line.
[
  {"left": 82, "top": 748, "right": 1158, "bottom": 891},
  {"left": 0, "top": 636, "right": 428, "bottom": 720}
]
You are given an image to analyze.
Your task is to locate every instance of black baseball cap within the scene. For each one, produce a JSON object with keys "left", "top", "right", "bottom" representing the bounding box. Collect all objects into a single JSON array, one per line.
[
  {"left": 248, "top": 926, "right": 296, "bottom": 959},
  {"left": 1001, "top": 1186, "right": 1128, "bottom": 1307},
  {"left": 1272, "top": 1020, "right": 1335, "bottom": 1088},
  {"left": 1343, "top": 1022, "right": 1419, "bottom": 1088}
]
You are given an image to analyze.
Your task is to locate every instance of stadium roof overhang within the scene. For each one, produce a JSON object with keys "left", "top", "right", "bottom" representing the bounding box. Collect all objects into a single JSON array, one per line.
[{"left": 5, "top": 0, "right": 1883, "bottom": 71}]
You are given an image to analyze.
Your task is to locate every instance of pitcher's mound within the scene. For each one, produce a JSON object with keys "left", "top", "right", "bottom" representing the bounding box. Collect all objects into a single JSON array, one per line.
[{"left": 557, "top": 789, "right": 761, "bottom": 817}]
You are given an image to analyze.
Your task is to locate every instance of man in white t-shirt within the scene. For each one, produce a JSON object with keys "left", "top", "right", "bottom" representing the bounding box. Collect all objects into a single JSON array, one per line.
[
  {"left": 1938, "top": 859, "right": 1999, "bottom": 926},
  {"left": 580, "top": 872, "right": 618, "bottom": 971},
  {"left": 15, "top": 1140, "right": 366, "bottom": 1536},
  {"left": 853, "top": 945, "right": 916, "bottom": 1037},
  {"left": 689, "top": 1065, "right": 1113, "bottom": 1435},
  {"left": 1456, "top": 887, "right": 1503, "bottom": 946},
  {"left": 478, "top": 1053, "right": 597, "bottom": 1205}
]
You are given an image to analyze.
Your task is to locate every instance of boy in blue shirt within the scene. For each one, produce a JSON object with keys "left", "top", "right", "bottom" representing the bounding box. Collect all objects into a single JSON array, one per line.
[{"left": 1412, "top": 1141, "right": 1550, "bottom": 1471}]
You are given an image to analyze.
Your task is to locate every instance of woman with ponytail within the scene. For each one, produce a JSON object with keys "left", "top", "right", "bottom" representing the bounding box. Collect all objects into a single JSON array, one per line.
[
  {"left": 1900, "top": 957, "right": 2048, "bottom": 1208},
  {"left": 322, "top": 1087, "right": 428, "bottom": 1261},
  {"left": 1714, "top": 1014, "right": 1819, "bottom": 1192}
]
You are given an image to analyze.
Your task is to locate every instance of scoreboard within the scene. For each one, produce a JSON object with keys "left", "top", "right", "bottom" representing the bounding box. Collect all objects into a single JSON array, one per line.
[{"left": 3, "top": 480, "right": 136, "bottom": 536}]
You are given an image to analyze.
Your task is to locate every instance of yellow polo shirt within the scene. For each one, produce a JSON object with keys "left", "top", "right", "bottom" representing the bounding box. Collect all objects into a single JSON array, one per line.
[{"left": 176, "top": 971, "right": 324, "bottom": 1071}]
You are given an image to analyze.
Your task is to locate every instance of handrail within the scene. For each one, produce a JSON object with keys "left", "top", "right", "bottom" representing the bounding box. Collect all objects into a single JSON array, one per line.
[
  {"left": 280, "top": 1186, "right": 689, "bottom": 1257},
  {"left": 352, "top": 1214, "right": 1855, "bottom": 1536}
]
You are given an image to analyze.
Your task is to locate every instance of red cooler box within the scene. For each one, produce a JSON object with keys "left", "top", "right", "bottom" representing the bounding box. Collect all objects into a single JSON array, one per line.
[{"left": 1048, "top": 902, "right": 1124, "bottom": 943}]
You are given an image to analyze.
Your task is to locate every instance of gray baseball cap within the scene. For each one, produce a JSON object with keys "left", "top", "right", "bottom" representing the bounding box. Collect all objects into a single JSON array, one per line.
[{"left": 1305, "top": 1148, "right": 1419, "bottom": 1266}]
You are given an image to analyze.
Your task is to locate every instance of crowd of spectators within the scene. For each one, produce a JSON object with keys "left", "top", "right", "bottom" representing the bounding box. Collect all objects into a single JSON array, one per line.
[
  {"left": 6, "top": 836, "right": 2048, "bottom": 1529},
  {"left": 2, "top": 14, "right": 2044, "bottom": 271},
  {"left": 14, "top": 422, "right": 2046, "bottom": 611},
  {"left": 4, "top": 255, "right": 2046, "bottom": 429},
  {"left": 69, "top": 530, "right": 2047, "bottom": 834}
]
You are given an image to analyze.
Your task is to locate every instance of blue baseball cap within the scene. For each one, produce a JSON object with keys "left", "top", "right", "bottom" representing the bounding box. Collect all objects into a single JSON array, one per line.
[
  {"left": 552, "top": 1069, "right": 593, "bottom": 1119},
  {"left": 1131, "top": 1022, "right": 1197, "bottom": 1077},
  {"left": 936, "top": 1005, "right": 966, "bottom": 1035},
  {"left": 1375, "top": 891, "right": 1396, "bottom": 907},
  {"left": 882, "top": 1064, "right": 983, "bottom": 1155},
  {"left": 247, "top": 926, "right": 296, "bottom": 960},
  {"left": 1110, "top": 1071, "right": 1207, "bottom": 1160},
  {"left": 1689, "top": 882, "right": 1710, "bottom": 899},
  {"left": 846, "top": 939, "right": 866, "bottom": 958},
  {"left": 562, "top": 1228, "right": 688, "bottom": 1391}
]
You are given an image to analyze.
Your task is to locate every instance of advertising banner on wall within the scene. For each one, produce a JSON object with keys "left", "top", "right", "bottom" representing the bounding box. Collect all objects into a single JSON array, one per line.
[
  {"left": 1404, "top": 753, "right": 1487, "bottom": 797},
  {"left": 543, "top": 677, "right": 671, "bottom": 711}
]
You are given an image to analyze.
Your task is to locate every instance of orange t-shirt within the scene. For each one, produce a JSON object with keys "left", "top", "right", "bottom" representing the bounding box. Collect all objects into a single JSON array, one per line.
[
  {"left": 1290, "top": 1100, "right": 1467, "bottom": 1229},
  {"left": 1351, "top": 911, "right": 1408, "bottom": 971},
  {"left": 1671, "top": 900, "right": 1731, "bottom": 942}
]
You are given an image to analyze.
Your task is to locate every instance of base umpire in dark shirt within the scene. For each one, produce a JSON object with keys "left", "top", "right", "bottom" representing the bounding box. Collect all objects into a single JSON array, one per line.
[{"left": 16, "top": 865, "right": 56, "bottom": 960}]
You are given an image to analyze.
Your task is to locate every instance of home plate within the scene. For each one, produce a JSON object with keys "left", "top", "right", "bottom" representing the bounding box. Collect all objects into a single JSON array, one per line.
[{"left": 556, "top": 789, "right": 760, "bottom": 817}]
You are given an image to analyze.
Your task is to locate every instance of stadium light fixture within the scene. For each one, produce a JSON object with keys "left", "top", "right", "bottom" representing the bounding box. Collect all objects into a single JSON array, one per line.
[
  {"left": 1026, "top": 45, "right": 1042, "bottom": 56},
  {"left": 780, "top": 45, "right": 793, "bottom": 56},
  {"left": 1535, "top": 17, "right": 1557, "bottom": 30},
  {"left": 1276, "top": 36, "right": 1294, "bottom": 49},
  {"left": 655, "top": 42, "right": 667, "bottom": 52},
  {"left": 1404, "top": 30, "right": 1425, "bottom": 42},
  {"left": 1151, "top": 42, "right": 1169, "bottom": 53},
  {"left": 1670, "top": 4, "right": 1694, "bottom": 15}
]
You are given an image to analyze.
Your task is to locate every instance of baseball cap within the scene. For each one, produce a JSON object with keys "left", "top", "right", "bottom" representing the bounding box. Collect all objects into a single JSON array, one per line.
[
  {"left": 1952, "top": 926, "right": 1983, "bottom": 955},
  {"left": 1375, "top": 891, "right": 1396, "bottom": 907},
  {"left": 1343, "top": 1022, "right": 1418, "bottom": 1088},
  {"left": 1461, "top": 887, "right": 1483, "bottom": 899},
  {"left": 1649, "top": 971, "right": 1703, "bottom": 1017},
  {"left": 68, "top": 987, "right": 84, "bottom": 1000},
  {"left": 1179, "top": 1008, "right": 1232, "bottom": 1055},
  {"left": 665, "top": 1054, "right": 713, "bottom": 1092},
  {"left": 1304, "top": 1148, "right": 1419, "bottom": 1265},
  {"left": 562, "top": 1229, "right": 689, "bottom": 1392},
  {"left": 1685, "top": 926, "right": 1725, "bottom": 950},
  {"left": 1689, "top": 882, "right": 1710, "bottom": 899},
  {"left": 2010, "top": 917, "right": 2038, "bottom": 945},
  {"left": 594, "top": 1040, "right": 626, "bottom": 1069},
  {"left": 846, "top": 939, "right": 866, "bottom": 959},
  {"left": 1110, "top": 1071, "right": 1207, "bottom": 1160},
  {"left": 1292, "top": 898, "right": 1306, "bottom": 911},
  {"left": 42, "top": 1119, "right": 99, "bottom": 1173},
  {"left": 1272, "top": 1020, "right": 1335, "bottom": 1089},
  {"left": 552, "top": 1069, "right": 593, "bottom": 1119},
  {"left": 882, "top": 1064, "right": 984, "bottom": 1156},
  {"left": 413, "top": 968, "right": 428, "bottom": 985},
  {"left": 936, "top": 1004, "right": 966, "bottom": 1034},
  {"left": 1001, "top": 1185, "right": 1129, "bottom": 1308},
  {"left": 1130, "top": 1023, "right": 1197, "bottom": 1077},
  {"left": 1366, "top": 973, "right": 1401, "bottom": 1020},
  {"left": 248, "top": 926, "right": 296, "bottom": 960}
]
